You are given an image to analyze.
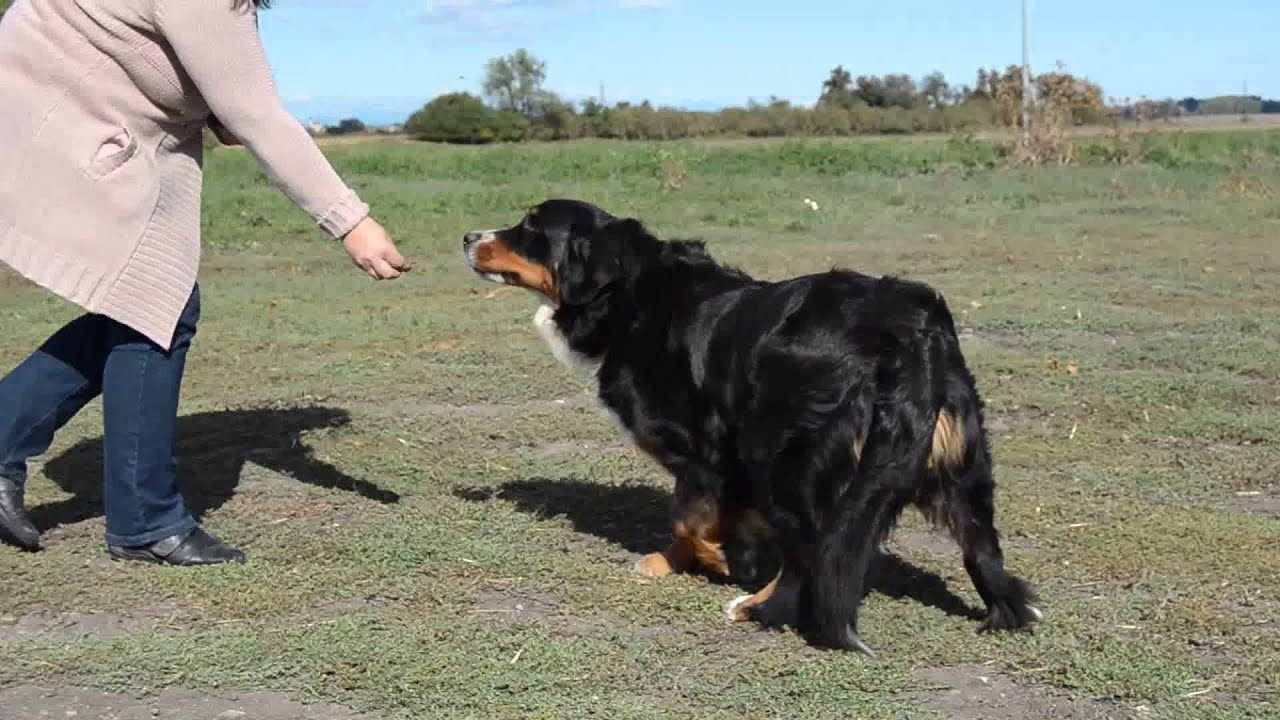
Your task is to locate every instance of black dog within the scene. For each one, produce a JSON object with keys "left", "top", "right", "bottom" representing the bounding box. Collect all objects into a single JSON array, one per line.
[{"left": 462, "top": 199, "right": 1042, "bottom": 653}]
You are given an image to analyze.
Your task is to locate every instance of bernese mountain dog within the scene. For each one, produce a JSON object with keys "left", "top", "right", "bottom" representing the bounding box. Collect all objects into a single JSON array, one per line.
[{"left": 462, "top": 198, "right": 1042, "bottom": 654}]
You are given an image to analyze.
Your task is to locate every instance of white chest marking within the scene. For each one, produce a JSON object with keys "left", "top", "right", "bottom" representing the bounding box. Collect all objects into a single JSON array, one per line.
[
  {"left": 532, "top": 301, "right": 637, "bottom": 447},
  {"left": 533, "top": 301, "right": 599, "bottom": 374}
]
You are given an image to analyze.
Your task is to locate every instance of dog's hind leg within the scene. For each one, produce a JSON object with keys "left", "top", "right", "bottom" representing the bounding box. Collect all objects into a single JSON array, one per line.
[
  {"left": 932, "top": 422, "right": 1043, "bottom": 632},
  {"left": 808, "top": 399, "right": 936, "bottom": 655}
]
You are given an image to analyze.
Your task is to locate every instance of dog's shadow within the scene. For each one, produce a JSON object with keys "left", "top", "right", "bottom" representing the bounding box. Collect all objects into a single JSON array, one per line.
[
  {"left": 455, "top": 477, "right": 984, "bottom": 621},
  {"left": 30, "top": 406, "right": 399, "bottom": 531}
]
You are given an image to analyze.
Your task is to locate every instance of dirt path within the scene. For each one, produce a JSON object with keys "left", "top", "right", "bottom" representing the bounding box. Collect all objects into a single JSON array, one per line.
[{"left": 0, "top": 685, "right": 374, "bottom": 720}]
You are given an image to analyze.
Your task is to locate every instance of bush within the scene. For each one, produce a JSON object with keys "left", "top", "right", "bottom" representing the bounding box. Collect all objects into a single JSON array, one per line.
[
  {"left": 327, "top": 118, "right": 366, "bottom": 135},
  {"left": 405, "top": 92, "right": 524, "bottom": 144}
]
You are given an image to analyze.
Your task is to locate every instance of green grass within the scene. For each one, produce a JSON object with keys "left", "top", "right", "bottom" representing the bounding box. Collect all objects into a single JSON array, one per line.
[{"left": 2, "top": 130, "right": 1278, "bottom": 719}]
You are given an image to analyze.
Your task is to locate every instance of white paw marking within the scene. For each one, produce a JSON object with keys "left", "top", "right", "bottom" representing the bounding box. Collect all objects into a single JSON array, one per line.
[
  {"left": 723, "top": 594, "right": 752, "bottom": 621},
  {"left": 1027, "top": 604, "right": 1045, "bottom": 622}
]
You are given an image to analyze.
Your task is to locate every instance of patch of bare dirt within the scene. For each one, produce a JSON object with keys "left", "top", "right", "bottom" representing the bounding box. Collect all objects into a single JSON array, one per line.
[
  {"left": 0, "top": 602, "right": 182, "bottom": 643},
  {"left": 506, "top": 439, "right": 633, "bottom": 460},
  {"left": 468, "top": 586, "right": 696, "bottom": 643},
  {"left": 1233, "top": 489, "right": 1280, "bottom": 517},
  {"left": 341, "top": 393, "right": 599, "bottom": 420},
  {"left": 0, "top": 685, "right": 375, "bottom": 719},
  {"left": 888, "top": 528, "right": 958, "bottom": 558},
  {"left": 913, "top": 664, "right": 1133, "bottom": 720},
  {"left": 888, "top": 528, "right": 1040, "bottom": 559},
  {"left": 956, "top": 328, "right": 1028, "bottom": 351},
  {"left": 1220, "top": 593, "right": 1278, "bottom": 638},
  {"left": 984, "top": 404, "right": 1066, "bottom": 435}
]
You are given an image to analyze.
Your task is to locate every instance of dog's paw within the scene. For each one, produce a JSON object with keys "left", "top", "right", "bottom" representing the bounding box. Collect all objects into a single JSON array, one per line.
[
  {"left": 978, "top": 602, "right": 1045, "bottom": 633},
  {"left": 634, "top": 552, "right": 675, "bottom": 578},
  {"left": 723, "top": 594, "right": 753, "bottom": 622}
]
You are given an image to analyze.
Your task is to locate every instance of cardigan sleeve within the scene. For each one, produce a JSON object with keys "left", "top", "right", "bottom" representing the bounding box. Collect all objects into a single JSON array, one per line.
[{"left": 154, "top": 0, "right": 369, "bottom": 238}]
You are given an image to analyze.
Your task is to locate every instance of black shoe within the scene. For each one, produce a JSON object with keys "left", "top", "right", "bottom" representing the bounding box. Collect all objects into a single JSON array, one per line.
[
  {"left": 108, "top": 526, "right": 246, "bottom": 566},
  {"left": 0, "top": 477, "right": 40, "bottom": 551}
]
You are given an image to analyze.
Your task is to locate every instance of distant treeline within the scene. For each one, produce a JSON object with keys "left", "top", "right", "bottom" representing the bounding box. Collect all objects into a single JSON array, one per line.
[
  {"left": 281, "top": 47, "right": 1277, "bottom": 144},
  {"left": 394, "top": 54, "right": 1122, "bottom": 144},
  {"left": 1177, "top": 96, "right": 1280, "bottom": 115}
]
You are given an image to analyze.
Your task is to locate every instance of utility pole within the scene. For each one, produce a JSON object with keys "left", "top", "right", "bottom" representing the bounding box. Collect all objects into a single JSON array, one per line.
[{"left": 1021, "top": 0, "right": 1033, "bottom": 148}]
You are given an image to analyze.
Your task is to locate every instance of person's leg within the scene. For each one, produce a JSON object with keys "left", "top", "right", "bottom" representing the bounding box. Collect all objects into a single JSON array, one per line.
[
  {"left": 100, "top": 284, "right": 243, "bottom": 565},
  {"left": 0, "top": 315, "right": 111, "bottom": 550}
]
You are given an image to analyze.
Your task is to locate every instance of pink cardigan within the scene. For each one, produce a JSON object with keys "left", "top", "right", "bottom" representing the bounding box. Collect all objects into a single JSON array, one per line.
[{"left": 0, "top": 0, "right": 369, "bottom": 348}]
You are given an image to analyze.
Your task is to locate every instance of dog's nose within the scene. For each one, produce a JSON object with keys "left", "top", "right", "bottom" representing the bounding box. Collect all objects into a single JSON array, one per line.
[{"left": 463, "top": 231, "right": 482, "bottom": 246}]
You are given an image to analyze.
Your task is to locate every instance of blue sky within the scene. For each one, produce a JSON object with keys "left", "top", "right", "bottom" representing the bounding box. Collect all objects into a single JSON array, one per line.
[{"left": 261, "top": 0, "right": 1280, "bottom": 126}]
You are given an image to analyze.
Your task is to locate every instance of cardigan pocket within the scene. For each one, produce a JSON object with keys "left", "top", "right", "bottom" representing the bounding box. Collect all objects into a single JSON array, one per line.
[{"left": 85, "top": 127, "right": 139, "bottom": 180}]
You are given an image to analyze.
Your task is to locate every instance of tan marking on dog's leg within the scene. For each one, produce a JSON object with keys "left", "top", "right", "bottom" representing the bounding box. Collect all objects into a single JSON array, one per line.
[
  {"left": 673, "top": 516, "right": 731, "bottom": 577},
  {"left": 664, "top": 493, "right": 735, "bottom": 577},
  {"left": 633, "top": 539, "right": 694, "bottom": 578},
  {"left": 724, "top": 567, "right": 783, "bottom": 621},
  {"left": 692, "top": 537, "right": 730, "bottom": 576}
]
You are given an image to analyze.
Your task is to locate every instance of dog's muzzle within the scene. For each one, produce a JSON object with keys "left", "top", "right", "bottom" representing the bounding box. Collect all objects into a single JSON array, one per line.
[{"left": 462, "top": 230, "right": 493, "bottom": 268}]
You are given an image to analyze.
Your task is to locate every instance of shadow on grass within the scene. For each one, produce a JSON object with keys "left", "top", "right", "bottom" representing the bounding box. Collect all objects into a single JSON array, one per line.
[
  {"left": 31, "top": 406, "right": 399, "bottom": 530},
  {"left": 456, "top": 477, "right": 983, "bottom": 621}
]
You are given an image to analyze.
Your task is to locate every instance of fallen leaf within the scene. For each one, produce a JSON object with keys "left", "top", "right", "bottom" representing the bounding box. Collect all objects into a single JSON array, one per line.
[{"left": 1066, "top": 362, "right": 1079, "bottom": 375}]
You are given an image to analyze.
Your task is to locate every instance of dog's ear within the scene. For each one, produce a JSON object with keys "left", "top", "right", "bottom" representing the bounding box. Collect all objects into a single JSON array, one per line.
[{"left": 558, "top": 218, "right": 644, "bottom": 306}]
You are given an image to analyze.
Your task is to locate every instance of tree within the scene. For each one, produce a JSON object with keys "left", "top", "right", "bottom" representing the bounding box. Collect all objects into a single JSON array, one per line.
[
  {"left": 920, "top": 71, "right": 951, "bottom": 108},
  {"left": 990, "top": 64, "right": 1106, "bottom": 127},
  {"left": 853, "top": 75, "right": 886, "bottom": 107},
  {"left": 0, "top": 0, "right": 10, "bottom": 18},
  {"left": 528, "top": 92, "right": 578, "bottom": 140},
  {"left": 482, "top": 49, "right": 548, "bottom": 118},
  {"left": 405, "top": 92, "right": 525, "bottom": 144},
  {"left": 819, "top": 65, "right": 857, "bottom": 109},
  {"left": 854, "top": 73, "right": 918, "bottom": 109},
  {"left": 326, "top": 118, "right": 366, "bottom": 135}
]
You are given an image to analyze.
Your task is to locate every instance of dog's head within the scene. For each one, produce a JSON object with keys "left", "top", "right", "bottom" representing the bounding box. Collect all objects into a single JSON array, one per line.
[{"left": 462, "top": 198, "right": 652, "bottom": 307}]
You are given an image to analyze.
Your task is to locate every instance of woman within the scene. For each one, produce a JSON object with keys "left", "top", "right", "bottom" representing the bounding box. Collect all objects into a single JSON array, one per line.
[{"left": 0, "top": 0, "right": 412, "bottom": 565}]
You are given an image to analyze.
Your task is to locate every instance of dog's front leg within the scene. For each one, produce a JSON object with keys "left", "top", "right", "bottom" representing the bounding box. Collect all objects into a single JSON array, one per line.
[{"left": 635, "top": 472, "right": 729, "bottom": 578}]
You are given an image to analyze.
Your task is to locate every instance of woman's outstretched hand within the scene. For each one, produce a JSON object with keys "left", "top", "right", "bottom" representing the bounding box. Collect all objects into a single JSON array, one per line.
[{"left": 343, "top": 217, "right": 413, "bottom": 280}]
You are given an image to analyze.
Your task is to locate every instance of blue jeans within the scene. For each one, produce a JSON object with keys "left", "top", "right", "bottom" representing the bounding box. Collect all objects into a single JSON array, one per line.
[{"left": 0, "top": 285, "right": 200, "bottom": 546}]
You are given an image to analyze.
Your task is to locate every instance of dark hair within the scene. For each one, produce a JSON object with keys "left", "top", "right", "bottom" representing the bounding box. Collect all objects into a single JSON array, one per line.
[{"left": 234, "top": 0, "right": 271, "bottom": 8}]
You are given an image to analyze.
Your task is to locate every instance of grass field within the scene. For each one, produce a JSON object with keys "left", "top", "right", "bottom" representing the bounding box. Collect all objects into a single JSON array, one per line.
[{"left": 1, "top": 130, "right": 1278, "bottom": 719}]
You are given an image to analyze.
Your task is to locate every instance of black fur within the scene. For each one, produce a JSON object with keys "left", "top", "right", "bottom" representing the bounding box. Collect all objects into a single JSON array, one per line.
[{"left": 463, "top": 199, "right": 1041, "bottom": 652}]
